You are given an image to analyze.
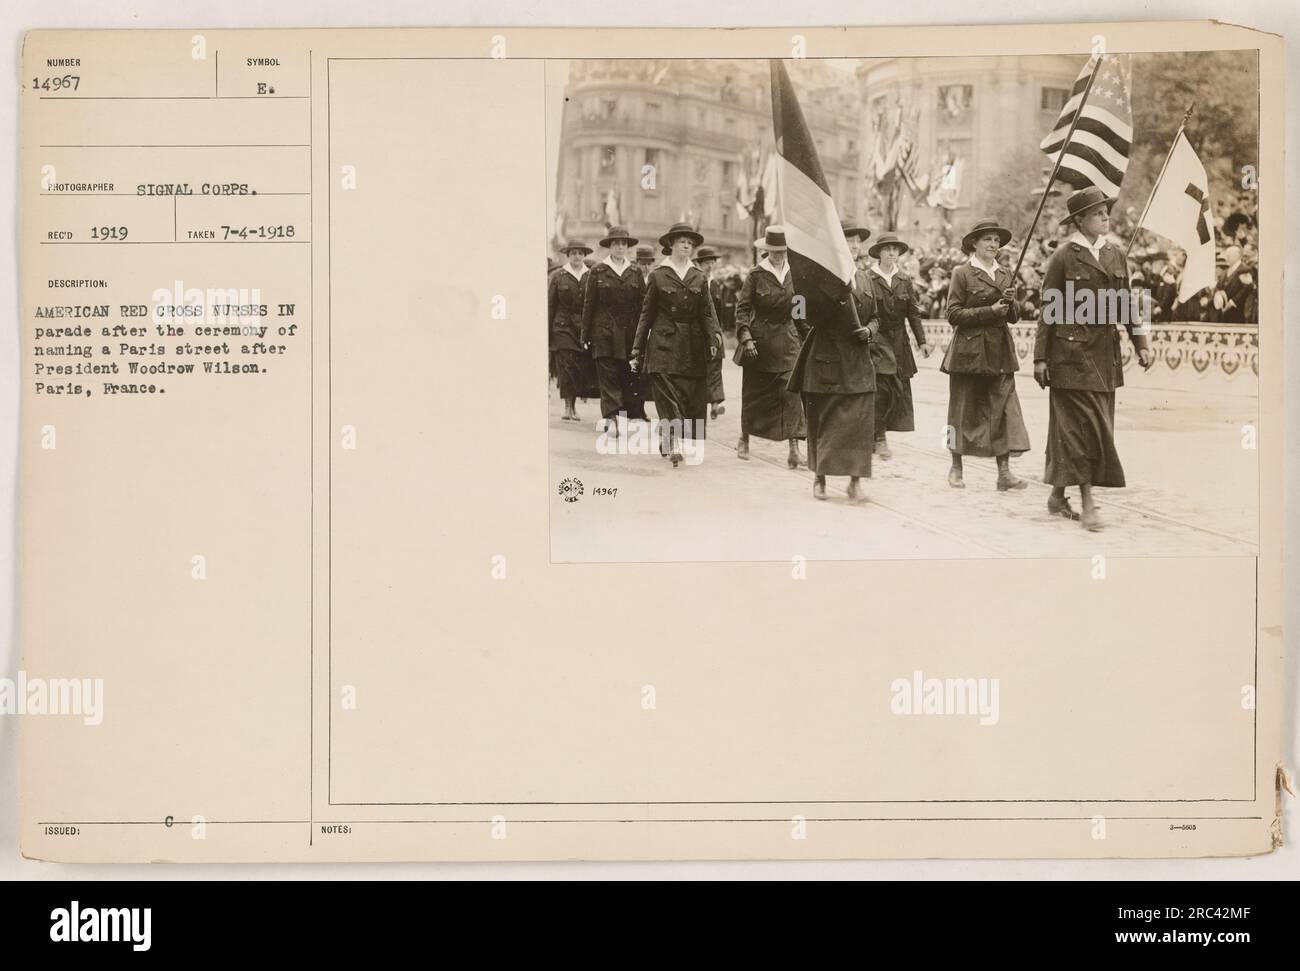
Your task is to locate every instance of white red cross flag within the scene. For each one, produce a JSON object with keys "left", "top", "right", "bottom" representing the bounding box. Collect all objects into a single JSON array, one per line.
[{"left": 1142, "top": 131, "right": 1217, "bottom": 303}]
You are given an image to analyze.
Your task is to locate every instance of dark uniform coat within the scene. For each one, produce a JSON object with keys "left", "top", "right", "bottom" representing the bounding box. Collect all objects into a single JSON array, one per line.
[
  {"left": 942, "top": 260, "right": 1029, "bottom": 457},
  {"left": 1035, "top": 235, "right": 1150, "bottom": 487},
  {"left": 1218, "top": 262, "right": 1257, "bottom": 324},
  {"left": 787, "top": 277, "right": 876, "bottom": 476},
  {"left": 734, "top": 265, "right": 802, "bottom": 372},
  {"left": 1034, "top": 239, "right": 1150, "bottom": 391},
  {"left": 714, "top": 278, "right": 738, "bottom": 334},
  {"left": 548, "top": 266, "right": 587, "bottom": 353},
  {"left": 581, "top": 259, "right": 643, "bottom": 360},
  {"left": 632, "top": 263, "right": 721, "bottom": 378},
  {"left": 942, "top": 262, "right": 1021, "bottom": 374},
  {"left": 850, "top": 267, "right": 879, "bottom": 338},
  {"left": 866, "top": 268, "right": 926, "bottom": 377},
  {"left": 788, "top": 284, "right": 876, "bottom": 395},
  {"left": 735, "top": 263, "right": 805, "bottom": 441},
  {"left": 702, "top": 274, "right": 727, "bottom": 404}
]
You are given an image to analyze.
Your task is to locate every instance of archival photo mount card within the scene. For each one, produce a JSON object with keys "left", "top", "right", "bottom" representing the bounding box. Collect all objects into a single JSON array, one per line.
[{"left": 17, "top": 22, "right": 1286, "bottom": 862}]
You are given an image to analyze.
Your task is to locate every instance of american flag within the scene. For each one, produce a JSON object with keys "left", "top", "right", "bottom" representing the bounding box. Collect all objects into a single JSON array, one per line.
[{"left": 1039, "top": 53, "right": 1133, "bottom": 199}]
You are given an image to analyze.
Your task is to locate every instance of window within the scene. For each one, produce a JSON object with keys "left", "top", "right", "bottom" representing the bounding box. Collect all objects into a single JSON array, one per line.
[
  {"left": 1041, "top": 86, "right": 1070, "bottom": 112},
  {"left": 937, "top": 84, "right": 974, "bottom": 121}
]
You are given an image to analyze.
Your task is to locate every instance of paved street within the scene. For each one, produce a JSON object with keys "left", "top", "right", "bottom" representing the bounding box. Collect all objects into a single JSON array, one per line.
[{"left": 549, "top": 341, "right": 1259, "bottom": 562}]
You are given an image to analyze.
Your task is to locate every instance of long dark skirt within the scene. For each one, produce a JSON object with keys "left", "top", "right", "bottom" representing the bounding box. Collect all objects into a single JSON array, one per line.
[
  {"left": 706, "top": 350, "right": 725, "bottom": 405},
  {"left": 652, "top": 372, "right": 708, "bottom": 442},
  {"left": 801, "top": 391, "right": 873, "bottom": 477},
  {"left": 1045, "top": 388, "right": 1125, "bottom": 487},
  {"left": 873, "top": 371, "right": 916, "bottom": 438},
  {"left": 555, "top": 348, "right": 599, "bottom": 400},
  {"left": 946, "top": 372, "right": 1030, "bottom": 457},
  {"left": 595, "top": 357, "right": 646, "bottom": 420},
  {"left": 742, "top": 368, "right": 805, "bottom": 441}
]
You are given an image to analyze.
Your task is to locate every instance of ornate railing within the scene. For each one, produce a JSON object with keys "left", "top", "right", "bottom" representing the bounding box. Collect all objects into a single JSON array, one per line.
[{"left": 918, "top": 321, "right": 1259, "bottom": 383}]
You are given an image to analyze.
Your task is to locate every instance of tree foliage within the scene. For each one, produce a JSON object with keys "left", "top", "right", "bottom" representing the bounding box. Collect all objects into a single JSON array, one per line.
[{"left": 978, "top": 50, "right": 1258, "bottom": 243}]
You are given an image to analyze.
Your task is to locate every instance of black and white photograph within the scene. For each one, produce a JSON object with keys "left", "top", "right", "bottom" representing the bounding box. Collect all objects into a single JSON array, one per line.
[
  {"left": 546, "top": 52, "right": 1261, "bottom": 561},
  {"left": 3, "top": 2, "right": 1294, "bottom": 909}
]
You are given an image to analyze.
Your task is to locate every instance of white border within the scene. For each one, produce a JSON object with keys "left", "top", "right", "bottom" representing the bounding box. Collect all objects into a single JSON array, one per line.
[{"left": 1, "top": 0, "right": 1295, "bottom": 881}]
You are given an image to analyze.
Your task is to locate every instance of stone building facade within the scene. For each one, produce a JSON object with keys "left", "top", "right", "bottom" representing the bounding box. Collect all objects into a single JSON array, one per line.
[
  {"left": 554, "top": 59, "right": 862, "bottom": 265},
  {"left": 553, "top": 55, "right": 1086, "bottom": 263},
  {"left": 855, "top": 55, "right": 1085, "bottom": 245}
]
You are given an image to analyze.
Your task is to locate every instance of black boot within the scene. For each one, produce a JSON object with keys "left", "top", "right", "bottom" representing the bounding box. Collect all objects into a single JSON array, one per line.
[
  {"left": 996, "top": 453, "right": 1027, "bottom": 491},
  {"left": 948, "top": 453, "right": 965, "bottom": 489}
]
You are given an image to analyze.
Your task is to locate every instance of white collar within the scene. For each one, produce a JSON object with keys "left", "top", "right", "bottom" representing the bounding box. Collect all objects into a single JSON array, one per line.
[
  {"left": 602, "top": 254, "right": 630, "bottom": 274},
  {"left": 758, "top": 257, "right": 789, "bottom": 284},
  {"left": 563, "top": 262, "right": 587, "bottom": 282},
  {"left": 871, "top": 263, "right": 898, "bottom": 284},
  {"left": 968, "top": 254, "right": 1000, "bottom": 281},
  {"left": 1069, "top": 231, "right": 1105, "bottom": 261},
  {"left": 665, "top": 258, "right": 693, "bottom": 281}
]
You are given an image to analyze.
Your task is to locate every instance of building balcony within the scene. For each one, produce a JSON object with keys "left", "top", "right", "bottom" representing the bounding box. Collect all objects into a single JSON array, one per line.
[{"left": 568, "top": 113, "right": 752, "bottom": 155}]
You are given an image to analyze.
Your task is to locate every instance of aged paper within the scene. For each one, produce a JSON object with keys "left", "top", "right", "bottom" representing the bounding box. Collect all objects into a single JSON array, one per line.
[{"left": 18, "top": 22, "right": 1284, "bottom": 861}]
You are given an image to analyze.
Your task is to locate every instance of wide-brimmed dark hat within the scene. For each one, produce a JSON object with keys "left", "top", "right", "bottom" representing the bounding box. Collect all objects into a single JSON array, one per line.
[
  {"left": 840, "top": 220, "right": 871, "bottom": 242},
  {"left": 695, "top": 245, "right": 721, "bottom": 263},
  {"left": 600, "top": 226, "right": 639, "bottom": 248},
  {"left": 868, "top": 231, "right": 909, "bottom": 258},
  {"left": 635, "top": 245, "right": 655, "bottom": 263},
  {"left": 658, "top": 221, "right": 704, "bottom": 250},
  {"left": 961, "top": 218, "right": 1013, "bottom": 253},
  {"left": 561, "top": 239, "right": 592, "bottom": 256},
  {"left": 1059, "top": 186, "right": 1115, "bottom": 226},
  {"left": 759, "top": 226, "right": 788, "bottom": 252}
]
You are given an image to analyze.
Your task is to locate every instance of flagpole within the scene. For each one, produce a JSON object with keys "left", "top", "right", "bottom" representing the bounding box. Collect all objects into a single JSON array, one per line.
[
  {"left": 1123, "top": 101, "right": 1196, "bottom": 260},
  {"left": 1011, "top": 54, "right": 1104, "bottom": 282}
]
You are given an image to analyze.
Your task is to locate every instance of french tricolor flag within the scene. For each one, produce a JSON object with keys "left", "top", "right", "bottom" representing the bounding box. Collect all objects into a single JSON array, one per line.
[{"left": 769, "top": 59, "right": 863, "bottom": 327}]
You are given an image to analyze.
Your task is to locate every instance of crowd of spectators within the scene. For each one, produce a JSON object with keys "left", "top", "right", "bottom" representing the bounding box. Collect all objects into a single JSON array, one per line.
[
  {"left": 559, "top": 187, "right": 1258, "bottom": 329},
  {"left": 891, "top": 186, "right": 1259, "bottom": 325}
]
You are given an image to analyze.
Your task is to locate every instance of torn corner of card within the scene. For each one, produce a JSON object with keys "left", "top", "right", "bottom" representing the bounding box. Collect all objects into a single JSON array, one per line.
[
  {"left": 17, "top": 21, "right": 1286, "bottom": 863},
  {"left": 1272, "top": 765, "right": 1295, "bottom": 850}
]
